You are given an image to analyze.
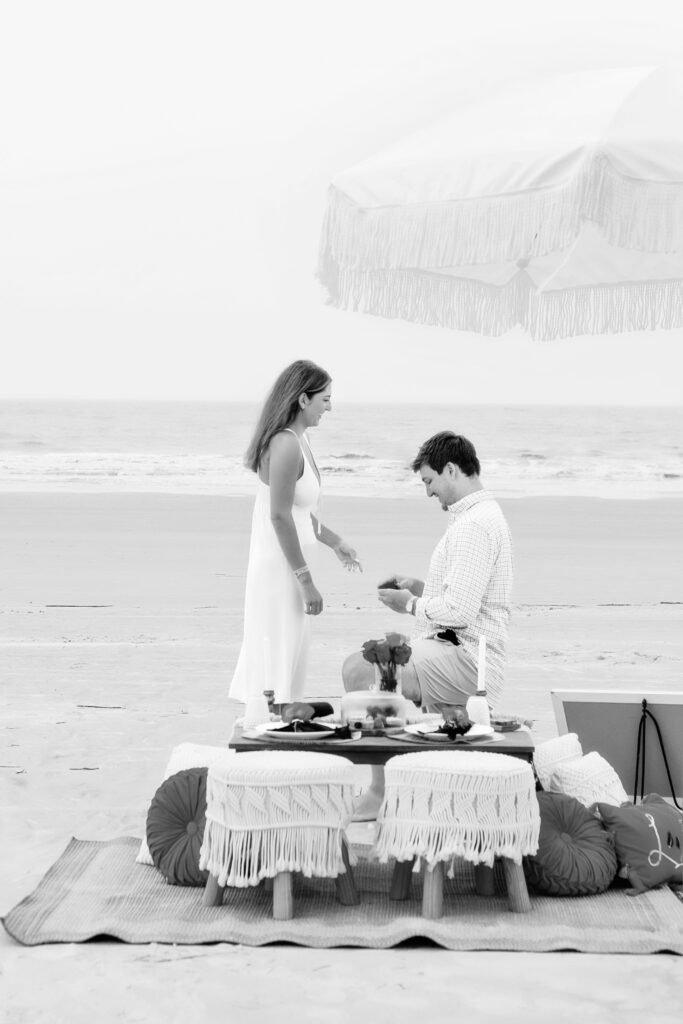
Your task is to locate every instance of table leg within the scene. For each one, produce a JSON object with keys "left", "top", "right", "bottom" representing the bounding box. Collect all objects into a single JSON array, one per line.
[
  {"left": 502, "top": 858, "right": 531, "bottom": 913},
  {"left": 422, "top": 862, "right": 444, "bottom": 919},
  {"left": 390, "top": 858, "right": 415, "bottom": 901},
  {"left": 273, "top": 871, "right": 294, "bottom": 920},
  {"left": 474, "top": 863, "right": 496, "bottom": 896},
  {"left": 203, "top": 873, "right": 226, "bottom": 907},
  {"left": 335, "top": 838, "right": 360, "bottom": 906}
]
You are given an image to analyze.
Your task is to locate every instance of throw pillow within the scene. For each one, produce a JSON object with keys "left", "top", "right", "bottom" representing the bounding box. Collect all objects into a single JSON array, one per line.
[
  {"left": 550, "top": 751, "right": 629, "bottom": 807},
  {"left": 146, "top": 767, "right": 209, "bottom": 886},
  {"left": 596, "top": 794, "right": 683, "bottom": 894},
  {"left": 533, "top": 733, "right": 583, "bottom": 790},
  {"left": 523, "top": 791, "right": 618, "bottom": 896},
  {"left": 137, "top": 743, "right": 233, "bottom": 865}
]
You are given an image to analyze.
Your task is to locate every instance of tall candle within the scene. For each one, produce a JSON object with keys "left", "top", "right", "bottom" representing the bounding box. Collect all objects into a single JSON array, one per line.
[
  {"left": 467, "top": 636, "right": 490, "bottom": 725},
  {"left": 244, "top": 691, "right": 270, "bottom": 728},
  {"left": 477, "top": 635, "right": 486, "bottom": 692}
]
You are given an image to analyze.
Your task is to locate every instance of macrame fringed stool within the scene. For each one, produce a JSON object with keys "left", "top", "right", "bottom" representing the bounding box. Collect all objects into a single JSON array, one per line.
[
  {"left": 199, "top": 751, "right": 358, "bottom": 919},
  {"left": 375, "top": 751, "right": 541, "bottom": 918}
]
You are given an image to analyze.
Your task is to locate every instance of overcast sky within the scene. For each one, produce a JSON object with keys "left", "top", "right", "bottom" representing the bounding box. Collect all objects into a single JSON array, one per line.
[{"left": 2, "top": 0, "right": 682, "bottom": 403}]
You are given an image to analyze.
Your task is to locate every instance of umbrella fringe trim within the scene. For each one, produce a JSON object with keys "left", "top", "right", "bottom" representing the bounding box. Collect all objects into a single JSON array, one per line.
[
  {"left": 588, "top": 156, "right": 683, "bottom": 254},
  {"left": 320, "top": 264, "right": 532, "bottom": 336},
  {"left": 530, "top": 277, "right": 683, "bottom": 339},
  {"left": 319, "top": 179, "right": 584, "bottom": 270},
  {"left": 321, "top": 265, "right": 683, "bottom": 340},
  {"left": 320, "top": 156, "right": 683, "bottom": 271}
]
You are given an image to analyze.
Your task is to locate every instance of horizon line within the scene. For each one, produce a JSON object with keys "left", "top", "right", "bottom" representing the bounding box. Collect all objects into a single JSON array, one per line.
[{"left": 1, "top": 396, "right": 682, "bottom": 409}]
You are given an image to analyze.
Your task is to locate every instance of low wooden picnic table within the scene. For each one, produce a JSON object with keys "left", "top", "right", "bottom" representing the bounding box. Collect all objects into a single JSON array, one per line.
[{"left": 229, "top": 725, "right": 535, "bottom": 766}]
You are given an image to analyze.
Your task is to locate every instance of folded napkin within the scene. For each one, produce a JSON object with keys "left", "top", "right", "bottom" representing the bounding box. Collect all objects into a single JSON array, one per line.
[
  {"left": 275, "top": 721, "right": 353, "bottom": 739},
  {"left": 436, "top": 722, "right": 474, "bottom": 740}
]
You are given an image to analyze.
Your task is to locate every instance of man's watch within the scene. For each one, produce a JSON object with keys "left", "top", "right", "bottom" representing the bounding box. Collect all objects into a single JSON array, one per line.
[{"left": 407, "top": 596, "right": 417, "bottom": 616}]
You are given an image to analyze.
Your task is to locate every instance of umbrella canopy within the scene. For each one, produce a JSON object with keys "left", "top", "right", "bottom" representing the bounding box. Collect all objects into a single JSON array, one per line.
[{"left": 318, "top": 65, "right": 683, "bottom": 340}]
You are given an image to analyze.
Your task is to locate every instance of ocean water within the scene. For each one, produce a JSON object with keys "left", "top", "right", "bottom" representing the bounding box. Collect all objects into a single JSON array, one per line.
[{"left": 1, "top": 401, "right": 682, "bottom": 500}]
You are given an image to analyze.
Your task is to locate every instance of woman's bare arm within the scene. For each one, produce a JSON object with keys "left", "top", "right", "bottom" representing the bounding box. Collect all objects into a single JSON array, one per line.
[
  {"left": 311, "top": 516, "right": 362, "bottom": 571},
  {"left": 267, "top": 432, "right": 307, "bottom": 570},
  {"left": 267, "top": 432, "right": 323, "bottom": 614},
  {"left": 310, "top": 517, "right": 340, "bottom": 549}
]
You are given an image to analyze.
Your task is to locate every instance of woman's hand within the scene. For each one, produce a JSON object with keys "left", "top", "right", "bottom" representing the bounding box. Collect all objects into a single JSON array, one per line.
[
  {"left": 299, "top": 578, "right": 324, "bottom": 615},
  {"left": 333, "top": 539, "right": 363, "bottom": 573}
]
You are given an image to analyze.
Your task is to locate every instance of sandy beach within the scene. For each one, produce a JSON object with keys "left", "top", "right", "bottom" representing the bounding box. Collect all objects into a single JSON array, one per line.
[{"left": 2, "top": 492, "right": 682, "bottom": 1021}]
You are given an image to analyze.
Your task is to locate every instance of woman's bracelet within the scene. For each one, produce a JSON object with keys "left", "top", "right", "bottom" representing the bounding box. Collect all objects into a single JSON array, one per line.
[{"left": 293, "top": 564, "right": 310, "bottom": 579}]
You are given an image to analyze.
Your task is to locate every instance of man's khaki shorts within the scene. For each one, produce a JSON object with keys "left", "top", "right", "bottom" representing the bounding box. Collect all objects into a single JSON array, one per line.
[{"left": 410, "top": 637, "right": 478, "bottom": 709}]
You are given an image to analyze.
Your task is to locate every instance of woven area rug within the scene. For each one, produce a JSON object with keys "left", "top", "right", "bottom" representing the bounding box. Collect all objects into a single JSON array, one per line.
[{"left": 3, "top": 837, "right": 683, "bottom": 952}]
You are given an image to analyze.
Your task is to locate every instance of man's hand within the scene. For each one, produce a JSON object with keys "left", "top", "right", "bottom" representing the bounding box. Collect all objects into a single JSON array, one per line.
[
  {"left": 378, "top": 587, "right": 413, "bottom": 613},
  {"left": 397, "top": 577, "right": 424, "bottom": 597}
]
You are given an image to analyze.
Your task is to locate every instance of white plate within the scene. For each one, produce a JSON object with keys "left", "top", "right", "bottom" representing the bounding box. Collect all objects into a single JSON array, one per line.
[
  {"left": 251, "top": 722, "right": 338, "bottom": 742},
  {"left": 404, "top": 723, "right": 496, "bottom": 741},
  {"left": 259, "top": 728, "right": 339, "bottom": 743},
  {"left": 248, "top": 721, "right": 335, "bottom": 736}
]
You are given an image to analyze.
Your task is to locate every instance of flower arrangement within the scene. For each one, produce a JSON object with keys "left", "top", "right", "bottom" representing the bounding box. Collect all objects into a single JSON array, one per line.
[
  {"left": 361, "top": 632, "right": 412, "bottom": 692},
  {"left": 438, "top": 707, "right": 473, "bottom": 738}
]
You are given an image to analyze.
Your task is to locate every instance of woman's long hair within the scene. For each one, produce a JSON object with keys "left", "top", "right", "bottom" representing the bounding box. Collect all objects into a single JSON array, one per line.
[{"left": 244, "top": 360, "right": 331, "bottom": 472}]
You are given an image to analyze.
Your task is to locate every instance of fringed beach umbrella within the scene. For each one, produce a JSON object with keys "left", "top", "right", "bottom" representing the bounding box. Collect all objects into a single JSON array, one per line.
[{"left": 318, "top": 65, "right": 683, "bottom": 340}]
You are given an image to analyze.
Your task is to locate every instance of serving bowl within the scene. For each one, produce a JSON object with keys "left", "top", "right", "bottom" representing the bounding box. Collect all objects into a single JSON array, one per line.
[
  {"left": 490, "top": 715, "right": 531, "bottom": 732},
  {"left": 340, "top": 691, "right": 410, "bottom": 729}
]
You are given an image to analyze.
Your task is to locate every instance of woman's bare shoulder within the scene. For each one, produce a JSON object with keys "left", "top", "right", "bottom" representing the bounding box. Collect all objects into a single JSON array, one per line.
[
  {"left": 268, "top": 430, "right": 301, "bottom": 453},
  {"left": 265, "top": 430, "right": 302, "bottom": 469}
]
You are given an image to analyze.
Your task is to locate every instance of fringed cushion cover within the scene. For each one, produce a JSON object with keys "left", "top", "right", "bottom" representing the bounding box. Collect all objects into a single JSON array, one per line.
[
  {"left": 550, "top": 751, "right": 629, "bottom": 807},
  {"left": 199, "top": 751, "right": 355, "bottom": 888},
  {"left": 523, "top": 791, "right": 617, "bottom": 896},
  {"left": 533, "top": 733, "right": 583, "bottom": 790},
  {"left": 597, "top": 795, "right": 683, "bottom": 894},
  {"left": 146, "top": 767, "right": 209, "bottom": 887},
  {"left": 137, "top": 743, "right": 233, "bottom": 865},
  {"left": 375, "top": 750, "right": 540, "bottom": 872}
]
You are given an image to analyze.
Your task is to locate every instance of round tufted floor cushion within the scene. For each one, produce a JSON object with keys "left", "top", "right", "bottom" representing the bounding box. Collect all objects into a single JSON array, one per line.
[
  {"left": 523, "top": 791, "right": 617, "bottom": 896},
  {"left": 146, "top": 767, "right": 209, "bottom": 886}
]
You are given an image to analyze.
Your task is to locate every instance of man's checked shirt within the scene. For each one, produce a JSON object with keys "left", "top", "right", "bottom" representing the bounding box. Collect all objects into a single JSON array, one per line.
[{"left": 412, "top": 489, "right": 513, "bottom": 708}]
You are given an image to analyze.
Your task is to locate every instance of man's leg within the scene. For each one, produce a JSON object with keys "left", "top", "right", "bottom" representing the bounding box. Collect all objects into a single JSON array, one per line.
[
  {"left": 410, "top": 638, "right": 478, "bottom": 710},
  {"left": 341, "top": 651, "right": 374, "bottom": 691},
  {"left": 341, "top": 653, "right": 423, "bottom": 821}
]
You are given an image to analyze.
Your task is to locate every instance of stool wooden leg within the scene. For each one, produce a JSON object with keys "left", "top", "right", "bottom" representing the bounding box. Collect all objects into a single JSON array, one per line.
[
  {"left": 203, "top": 873, "right": 225, "bottom": 907},
  {"left": 273, "top": 871, "right": 294, "bottom": 920},
  {"left": 422, "top": 862, "right": 444, "bottom": 919},
  {"left": 335, "top": 838, "right": 360, "bottom": 906},
  {"left": 502, "top": 858, "right": 531, "bottom": 913},
  {"left": 390, "top": 858, "right": 415, "bottom": 901},
  {"left": 474, "top": 863, "right": 496, "bottom": 897}
]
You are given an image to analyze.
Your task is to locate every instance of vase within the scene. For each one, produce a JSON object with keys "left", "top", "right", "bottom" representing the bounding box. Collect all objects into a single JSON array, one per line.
[{"left": 373, "top": 663, "right": 403, "bottom": 695}]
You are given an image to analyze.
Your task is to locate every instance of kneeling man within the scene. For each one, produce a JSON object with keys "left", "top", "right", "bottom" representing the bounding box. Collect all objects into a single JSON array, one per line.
[{"left": 342, "top": 431, "right": 513, "bottom": 819}]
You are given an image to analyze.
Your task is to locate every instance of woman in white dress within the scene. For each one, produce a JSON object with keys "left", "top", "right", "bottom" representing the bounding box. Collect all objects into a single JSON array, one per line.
[{"left": 229, "top": 360, "right": 361, "bottom": 707}]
